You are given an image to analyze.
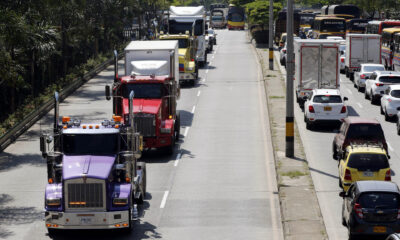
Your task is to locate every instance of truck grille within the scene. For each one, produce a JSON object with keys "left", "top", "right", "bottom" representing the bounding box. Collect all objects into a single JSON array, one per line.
[
  {"left": 65, "top": 178, "right": 106, "bottom": 211},
  {"left": 135, "top": 114, "right": 156, "bottom": 137}
]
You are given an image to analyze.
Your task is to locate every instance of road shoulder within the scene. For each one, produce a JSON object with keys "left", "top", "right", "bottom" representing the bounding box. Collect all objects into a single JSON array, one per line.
[{"left": 252, "top": 42, "right": 328, "bottom": 240}]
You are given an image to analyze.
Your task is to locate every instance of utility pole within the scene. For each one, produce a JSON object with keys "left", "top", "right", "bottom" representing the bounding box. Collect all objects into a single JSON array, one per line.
[
  {"left": 268, "top": 0, "right": 273, "bottom": 70},
  {"left": 285, "top": 0, "right": 294, "bottom": 157}
]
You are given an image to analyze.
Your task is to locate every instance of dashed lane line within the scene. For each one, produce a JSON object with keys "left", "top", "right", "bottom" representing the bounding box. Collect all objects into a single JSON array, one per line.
[
  {"left": 346, "top": 88, "right": 353, "bottom": 95},
  {"left": 160, "top": 191, "right": 169, "bottom": 208},
  {"left": 184, "top": 127, "right": 190, "bottom": 137},
  {"left": 388, "top": 142, "right": 394, "bottom": 152},
  {"left": 197, "top": 90, "right": 201, "bottom": 97},
  {"left": 174, "top": 152, "right": 181, "bottom": 167},
  {"left": 191, "top": 106, "right": 196, "bottom": 114},
  {"left": 356, "top": 102, "right": 363, "bottom": 109}
]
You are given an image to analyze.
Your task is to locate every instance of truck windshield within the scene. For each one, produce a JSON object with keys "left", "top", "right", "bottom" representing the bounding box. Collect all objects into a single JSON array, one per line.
[
  {"left": 63, "top": 134, "right": 118, "bottom": 155},
  {"left": 212, "top": 16, "right": 223, "bottom": 21},
  {"left": 321, "top": 20, "right": 345, "bottom": 31},
  {"left": 169, "top": 20, "right": 203, "bottom": 36},
  {"left": 122, "top": 83, "right": 163, "bottom": 99}
]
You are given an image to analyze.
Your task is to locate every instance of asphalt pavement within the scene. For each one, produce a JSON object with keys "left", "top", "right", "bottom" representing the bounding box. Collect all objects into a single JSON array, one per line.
[
  {"left": 0, "top": 30, "right": 283, "bottom": 240},
  {"left": 275, "top": 50, "right": 400, "bottom": 240}
]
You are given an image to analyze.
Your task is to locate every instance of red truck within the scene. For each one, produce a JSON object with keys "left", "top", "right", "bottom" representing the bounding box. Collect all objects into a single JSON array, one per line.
[{"left": 106, "top": 41, "right": 180, "bottom": 155}]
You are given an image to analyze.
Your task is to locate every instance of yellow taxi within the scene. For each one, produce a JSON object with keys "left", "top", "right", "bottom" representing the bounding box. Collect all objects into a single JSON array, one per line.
[{"left": 338, "top": 145, "right": 391, "bottom": 192}]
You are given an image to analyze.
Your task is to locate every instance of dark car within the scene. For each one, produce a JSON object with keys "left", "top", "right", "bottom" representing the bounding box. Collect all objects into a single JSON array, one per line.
[
  {"left": 340, "top": 181, "right": 400, "bottom": 239},
  {"left": 332, "top": 117, "right": 388, "bottom": 160}
]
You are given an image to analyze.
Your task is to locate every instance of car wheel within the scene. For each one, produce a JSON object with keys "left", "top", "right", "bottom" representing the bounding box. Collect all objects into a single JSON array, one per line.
[
  {"left": 306, "top": 119, "right": 312, "bottom": 130},
  {"left": 345, "top": 68, "right": 349, "bottom": 78},
  {"left": 385, "top": 109, "right": 390, "bottom": 121},
  {"left": 380, "top": 105, "right": 384, "bottom": 115},
  {"left": 348, "top": 227, "right": 357, "bottom": 240},
  {"left": 397, "top": 122, "right": 400, "bottom": 135},
  {"left": 341, "top": 202, "right": 347, "bottom": 226},
  {"left": 339, "top": 178, "right": 342, "bottom": 188},
  {"left": 353, "top": 82, "right": 357, "bottom": 88},
  {"left": 370, "top": 91, "right": 375, "bottom": 104},
  {"left": 350, "top": 73, "right": 354, "bottom": 81},
  {"left": 364, "top": 89, "right": 369, "bottom": 99},
  {"left": 332, "top": 143, "right": 338, "bottom": 160}
]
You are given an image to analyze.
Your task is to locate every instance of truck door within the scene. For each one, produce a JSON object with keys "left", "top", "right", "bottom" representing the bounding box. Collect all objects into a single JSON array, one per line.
[
  {"left": 301, "top": 46, "right": 319, "bottom": 90},
  {"left": 350, "top": 36, "right": 363, "bottom": 68},
  {"left": 366, "top": 36, "right": 381, "bottom": 64},
  {"left": 320, "top": 46, "right": 339, "bottom": 88}
]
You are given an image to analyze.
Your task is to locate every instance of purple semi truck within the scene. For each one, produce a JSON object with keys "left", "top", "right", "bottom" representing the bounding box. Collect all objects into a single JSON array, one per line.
[{"left": 41, "top": 92, "right": 146, "bottom": 234}]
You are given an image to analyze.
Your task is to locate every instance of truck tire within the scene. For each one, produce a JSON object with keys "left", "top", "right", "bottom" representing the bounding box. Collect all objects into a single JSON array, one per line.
[
  {"left": 345, "top": 68, "right": 349, "bottom": 78},
  {"left": 136, "top": 162, "right": 146, "bottom": 204},
  {"left": 175, "top": 112, "right": 181, "bottom": 142},
  {"left": 350, "top": 73, "right": 354, "bottom": 81},
  {"left": 47, "top": 228, "right": 59, "bottom": 237},
  {"left": 163, "top": 136, "right": 175, "bottom": 156}
]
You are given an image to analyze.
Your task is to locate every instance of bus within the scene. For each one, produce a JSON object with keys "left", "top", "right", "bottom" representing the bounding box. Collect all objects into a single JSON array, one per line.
[
  {"left": 274, "top": 10, "right": 301, "bottom": 44},
  {"left": 346, "top": 19, "right": 368, "bottom": 34},
  {"left": 227, "top": 5, "right": 245, "bottom": 30},
  {"left": 210, "top": 3, "right": 227, "bottom": 12},
  {"left": 392, "top": 33, "right": 400, "bottom": 71},
  {"left": 312, "top": 17, "right": 346, "bottom": 39},
  {"left": 299, "top": 12, "right": 316, "bottom": 28},
  {"left": 366, "top": 20, "right": 400, "bottom": 34},
  {"left": 381, "top": 28, "right": 400, "bottom": 70},
  {"left": 327, "top": 5, "right": 360, "bottom": 18}
]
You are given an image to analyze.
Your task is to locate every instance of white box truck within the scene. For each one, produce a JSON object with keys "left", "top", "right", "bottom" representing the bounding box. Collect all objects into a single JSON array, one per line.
[
  {"left": 294, "top": 39, "right": 341, "bottom": 106},
  {"left": 345, "top": 34, "right": 381, "bottom": 80},
  {"left": 168, "top": 6, "right": 207, "bottom": 67}
]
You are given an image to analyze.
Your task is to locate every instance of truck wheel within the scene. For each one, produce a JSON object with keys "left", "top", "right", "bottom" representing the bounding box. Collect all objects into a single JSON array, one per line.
[
  {"left": 350, "top": 73, "right": 354, "bottom": 81},
  {"left": 47, "top": 228, "right": 59, "bottom": 237},
  {"left": 175, "top": 112, "right": 181, "bottom": 142},
  {"left": 345, "top": 68, "right": 349, "bottom": 78},
  {"left": 163, "top": 137, "right": 175, "bottom": 156}
]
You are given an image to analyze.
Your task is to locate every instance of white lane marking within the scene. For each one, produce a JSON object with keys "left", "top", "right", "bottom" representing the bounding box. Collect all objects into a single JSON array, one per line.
[
  {"left": 197, "top": 90, "right": 201, "bottom": 97},
  {"left": 206, "top": 69, "right": 209, "bottom": 74},
  {"left": 160, "top": 191, "right": 169, "bottom": 208},
  {"left": 346, "top": 88, "right": 353, "bottom": 95},
  {"left": 191, "top": 106, "right": 196, "bottom": 114},
  {"left": 184, "top": 127, "right": 190, "bottom": 137},
  {"left": 356, "top": 103, "right": 363, "bottom": 108},
  {"left": 174, "top": 152, "right": 181, "bottom": 167},
  {"left": 388, "top": 142, "right": 394, "bottom": 152}
]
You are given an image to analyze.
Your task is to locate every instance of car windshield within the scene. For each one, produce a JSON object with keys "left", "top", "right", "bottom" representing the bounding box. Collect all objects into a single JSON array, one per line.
[
  {"left": 359, "top": 192, "right": 399, "bottom": 209},
  {"left": 346, "top": 124, "right": 385, "bottom": 139},
  {"left": 63, "top": 134, "right": 118, "bottom": 155},
  {"left": 379, "top": 76, "right": 400, "bottom": 83},
  {"left": 363, "top": 66, "right": 385, "bottom": 72},
  {"left": 347, "top": 153, "right": 389, "bottom": 171},
  {"left": 391, "top": 90, "right": 400, "bottom": 98},
  {"left": 122, "top": 83, "right": 163, "bottom": 99},
  {"left": 208, "top": 30, "right": 214, "bottom": 34},
  {"left": 313, "top": 95, "right": 342, "bottom": 103},
  {"left": 212, "top": 16, "right": 223, "bottom": 21}
]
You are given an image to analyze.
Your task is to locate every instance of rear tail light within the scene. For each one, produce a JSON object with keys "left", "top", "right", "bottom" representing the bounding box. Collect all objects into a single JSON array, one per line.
[
  {"left": 376, "top": 83, "right": 384, "bottom": 87},
  {"left": 385, "top": 169, "right": 391, "bottom": 181},
  {"left": 341, "top": 58, "right": 344, "bottom": 63},
  {"left": 340, "top": 106, "right": 347, "bottom": 113},
  {"left": 360, "top": 74, "right": 366, "bottom": 79},
  {"left": 354, "top": 203, "right": 363, "bottom": 218},
  {"left": 344, "top": 169, "right": 352, "bottom": 181},
  {"left": 388, "top": 98, "right": 392, "bottom": 102},
  {"left": 309, "top": 105, "right": 315, "bottom": 113}
]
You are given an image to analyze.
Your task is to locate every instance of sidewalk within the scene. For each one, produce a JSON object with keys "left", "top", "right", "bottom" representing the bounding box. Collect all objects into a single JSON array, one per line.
[{"left": 253, "top": 43, "right": 327, "bottom": 240}]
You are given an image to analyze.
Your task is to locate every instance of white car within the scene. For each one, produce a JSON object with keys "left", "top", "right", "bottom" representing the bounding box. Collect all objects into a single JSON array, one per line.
[
  {"left": 207, "top": 29, "right": 216, "bottom": 45},
  {"left": 365, "top": 71, "right": 400, "bottom": 104},
  {"left": 354, "top": 64, "right": 385, "bottom": 92},
  {"left": 279, "top": 42, "right": 287, "bottom": 67},
  {"left": 304, "top": 89, "right": 348, "bottom": 129},
  {"left": 381, "top": 85, "right": 400, "bottom": 121}
]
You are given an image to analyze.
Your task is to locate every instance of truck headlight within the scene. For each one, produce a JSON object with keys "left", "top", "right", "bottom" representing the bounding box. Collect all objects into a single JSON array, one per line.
[
  {"left": 113, "top": 198, "right": 128, "bottom": 206},
  {"left": 46, "top": 198, "right": 61, "bottom": 206},
  {"left": 161, "top": 128, "right": 172, "bottom": 134}
]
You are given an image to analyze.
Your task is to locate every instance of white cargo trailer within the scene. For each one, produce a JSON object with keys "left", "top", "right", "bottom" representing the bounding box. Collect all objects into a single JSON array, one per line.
[
  {"left": 124, "top": 40, "right": 179, "bottom": 83},
  {"left": 294, "top": 39, "right": 341, "bottom": 105},
  {"left": 345, "top": 34, "right": 381, "bottom": 80},
  {"left": 168, "top": 6, "right": 207, "bottom": 66}
]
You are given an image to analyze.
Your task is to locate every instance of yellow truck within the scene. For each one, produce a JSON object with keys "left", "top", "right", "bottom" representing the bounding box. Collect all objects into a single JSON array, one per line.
[{"left": 159, "top": 33, "right": 198, "bottom": 85}]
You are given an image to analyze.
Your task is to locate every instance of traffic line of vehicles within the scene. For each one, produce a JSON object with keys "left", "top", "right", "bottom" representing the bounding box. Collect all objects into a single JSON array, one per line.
[
  {"left": 42, "top": 5, "right": 218, "bottom": 235},
  {"left": 278, "top": 12, "right": 400, "bottom": 238}
]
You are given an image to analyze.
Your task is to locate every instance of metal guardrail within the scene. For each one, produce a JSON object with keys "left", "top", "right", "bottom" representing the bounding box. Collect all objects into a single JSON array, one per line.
[{"left": 0, "top": 56, "right": 121, "bottom": 152}]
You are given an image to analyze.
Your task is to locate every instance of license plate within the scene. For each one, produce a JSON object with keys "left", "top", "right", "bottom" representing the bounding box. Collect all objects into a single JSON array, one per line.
[
  {"left": 373, "top": 226, "right": 386, "bottom": 233},
  {"left": 80, "top": 217, "right": 93, "bottom": 225},
  {"left": 363, "top": 171, "right": 373, "bottom": 177},
  {"left": 324, "top": 106, "right": 332, "bottom": 111}
]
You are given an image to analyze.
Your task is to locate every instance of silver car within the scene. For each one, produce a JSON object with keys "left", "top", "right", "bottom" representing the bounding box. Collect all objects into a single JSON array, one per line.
[{"left": 354, "top": 64, "right": 385, "bottom": 92}]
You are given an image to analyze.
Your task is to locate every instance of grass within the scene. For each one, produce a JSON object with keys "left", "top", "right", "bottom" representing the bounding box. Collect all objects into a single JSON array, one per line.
[
  {"left": 269, "top": 95, "right": 284, "bottom": 99},
  {"left": 281, "top": 170, "right": 306, "bottom": 179}
]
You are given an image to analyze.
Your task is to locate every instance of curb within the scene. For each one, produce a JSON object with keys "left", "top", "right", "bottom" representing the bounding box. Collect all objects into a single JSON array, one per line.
[{"left": 250, "top": 38, "right": 328, "bottom": 240}]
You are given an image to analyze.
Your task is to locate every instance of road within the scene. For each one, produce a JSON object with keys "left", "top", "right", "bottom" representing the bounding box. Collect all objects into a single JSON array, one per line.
[
  {"left": 276, "top": 50, "right": 400, "bottom": 240},
  {"left": 0, "top": 30, "right": 283, "bottom": 240}
]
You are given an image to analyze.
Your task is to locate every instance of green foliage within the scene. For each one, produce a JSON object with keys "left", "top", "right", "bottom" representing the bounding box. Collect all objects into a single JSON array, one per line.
[{"left": 246, "top": 0, "right": 282, "bottom": 25}]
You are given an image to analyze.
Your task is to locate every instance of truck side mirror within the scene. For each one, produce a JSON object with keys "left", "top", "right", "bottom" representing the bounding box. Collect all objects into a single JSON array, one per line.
[
  {"left": 343, "top": 97, "right": 348, "bottom": 101},
  {"left": 105, "top": 85, "right": 111, "bottom": 101},
  {"left": 339, "top": 191, "right": 346, "bottom": 198}
]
